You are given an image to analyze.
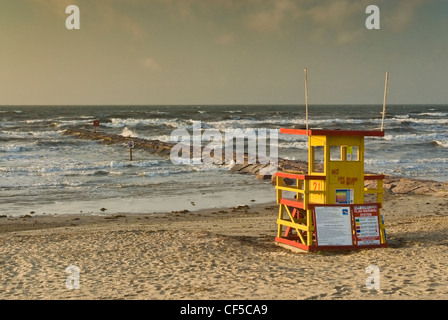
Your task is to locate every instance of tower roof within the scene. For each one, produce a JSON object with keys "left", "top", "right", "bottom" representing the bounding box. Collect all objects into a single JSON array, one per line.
[{"left": 280, "top": 128, "right": 385, "bottom": 137}]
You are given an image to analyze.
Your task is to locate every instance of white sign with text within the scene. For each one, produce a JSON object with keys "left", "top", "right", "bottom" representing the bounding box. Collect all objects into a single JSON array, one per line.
[{"left": 314, "top": 206, "right": 353, "bottom": 246}]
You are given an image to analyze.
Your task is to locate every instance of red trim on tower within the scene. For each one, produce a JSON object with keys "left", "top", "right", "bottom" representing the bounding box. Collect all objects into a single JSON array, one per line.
[{"left": 280, "top": 128, "right": 385, "bottom": 137}]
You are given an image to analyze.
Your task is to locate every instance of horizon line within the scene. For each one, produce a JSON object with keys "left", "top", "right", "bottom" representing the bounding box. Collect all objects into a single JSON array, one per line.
[{"left": 1, "top": 103, "right": 446, "bottom": 107}]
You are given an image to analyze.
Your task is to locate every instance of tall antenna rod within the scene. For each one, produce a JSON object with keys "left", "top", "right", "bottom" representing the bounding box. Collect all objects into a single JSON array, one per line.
[
  {"left": 304, "top": 67, "right": 309, "bottom": 133},
  {"left": 381, "top": 71, "right": 389, "bottom": 131}
]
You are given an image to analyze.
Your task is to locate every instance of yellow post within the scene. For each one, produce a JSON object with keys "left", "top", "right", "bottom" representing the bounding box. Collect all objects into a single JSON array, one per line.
[
  {"left": 277, "top": 204, "right": 283, "bottom": 238},
  {"left": 377, "top": 179, "right": 384, "bottom": 205},
  {"left": 276, "top": 176, "right": 282, "bottom": 204},
  {"left": 306, "top": 209, "right": 313, "bottom": 246}
]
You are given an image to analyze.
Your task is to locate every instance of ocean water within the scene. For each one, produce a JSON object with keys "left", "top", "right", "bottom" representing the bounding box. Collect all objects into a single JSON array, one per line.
[{"left": 0, "top": 105, "right": 447, "bottom": 217}]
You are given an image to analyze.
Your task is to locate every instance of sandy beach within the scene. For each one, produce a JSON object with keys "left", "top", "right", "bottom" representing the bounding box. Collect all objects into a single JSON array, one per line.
[{"left": 1, "top": 180, "right": 448, "bottom": 301}]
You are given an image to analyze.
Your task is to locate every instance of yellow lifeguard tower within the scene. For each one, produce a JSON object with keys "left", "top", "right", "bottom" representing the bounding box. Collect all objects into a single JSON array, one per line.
[
  {"left": 275, "top": 129, "right": 387, "bottom": 251},
  {"left": 274, "top": 69, "right": 389, "bottom": 251}
]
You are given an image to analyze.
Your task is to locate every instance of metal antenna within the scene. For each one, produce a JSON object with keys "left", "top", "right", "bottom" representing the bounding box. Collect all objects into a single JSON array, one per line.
[
  {"left": 381, "top": 72, "right": 389, "bottom": 131},
  {"left": 304, "top": 67, "right": 309, "bottom": 133}
]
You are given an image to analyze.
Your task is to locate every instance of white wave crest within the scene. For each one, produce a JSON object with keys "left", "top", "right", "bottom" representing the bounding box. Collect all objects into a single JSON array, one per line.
[
  {"left": 103, "top": 118, "right": 186, "bottom": 129},
  {"left": 418, "top": 112, "right": 448, "bottom": 117},
  {"left": 120, "top": 127, "right": 138, "bottom": 138},
  {"left": 434, "top": 140, "right": 448, "bottom": 148},
  {"left": 278, "top": 141, "right": 308, "bottom": 149},
  {"left": 0, "top": 145, "right": 31, "bottom": 152}
]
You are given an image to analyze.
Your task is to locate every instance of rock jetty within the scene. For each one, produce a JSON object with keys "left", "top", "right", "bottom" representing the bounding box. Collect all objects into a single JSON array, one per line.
[{"left": 63, "top": 128, "right": 448, "bottom": 195}]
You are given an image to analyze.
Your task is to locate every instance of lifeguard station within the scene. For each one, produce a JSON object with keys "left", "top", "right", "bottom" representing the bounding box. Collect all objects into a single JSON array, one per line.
[{"left": 274, "top": 69, "right": 389, "bottom": 251}]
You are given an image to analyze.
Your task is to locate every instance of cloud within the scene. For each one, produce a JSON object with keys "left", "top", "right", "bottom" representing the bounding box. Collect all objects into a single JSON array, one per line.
[
  {"left": 215, "top": 33, "right": 236, "bottom": 45},
  {"left": 29, "top": 0, "right": 425, "bottom": 45},
  {"left": 304, "top": 0, "right": 367, "bottom": 44},
  {"left": 142, "top": 57, "right": 161, "bottom": 71},
  {"left": 246, "top": 11, "right": 282, "bottom": 33},
  {"left": 386, "top": 0, "right": 425, "bottom": 33},
  {"left": 306, "top": 0, "right": 363, "bottom": 25},
  {"left": 245, "top": 0, "right": 300, "bottom": 34},
  {"left": 305, "top": 0, "right": 426, "bottom": 43},
  {"left": 94, "top": 2, "right": 146, "bottom": 39},
  {"left": 242, "top": 0, "right": 425, "bottom": 44},
  {"left": 28, "top": 0, "right": 82, "bottom": 23},
  {"left": 242, "top": 0, "right": 366, "bottom": 43}
]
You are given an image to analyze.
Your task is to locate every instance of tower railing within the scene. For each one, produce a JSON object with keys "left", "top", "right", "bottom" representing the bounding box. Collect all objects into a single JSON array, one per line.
[
  {"left": 275, "top": 171, "right": 326, "bottom": 209},
  {"left": 364, "top": 174, "right": 385, "bottom": 207},
  {"left": 275, "top": 171, "right": 327, "bottom": 247}
]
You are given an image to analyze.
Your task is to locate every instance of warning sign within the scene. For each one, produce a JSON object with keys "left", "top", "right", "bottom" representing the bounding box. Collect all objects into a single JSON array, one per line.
[
  {"left": 335, "top": 189, "right": 354, "bottom": 204},
  {"left": 353, "top": 205, "right": 381, "bottom": 246}
]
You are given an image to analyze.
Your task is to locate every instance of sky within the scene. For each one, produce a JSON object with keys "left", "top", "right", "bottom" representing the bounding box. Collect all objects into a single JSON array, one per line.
[{"left": 1, "top": 0, "right": 447, "bottom": 105}]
